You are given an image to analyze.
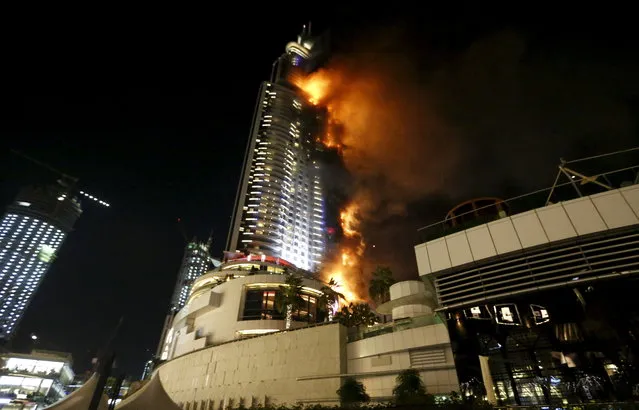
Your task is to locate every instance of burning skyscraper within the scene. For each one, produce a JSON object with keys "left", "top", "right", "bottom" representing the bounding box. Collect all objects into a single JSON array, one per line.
[{"left": 225, "top": 25, "right": 330, "bottom": 272}]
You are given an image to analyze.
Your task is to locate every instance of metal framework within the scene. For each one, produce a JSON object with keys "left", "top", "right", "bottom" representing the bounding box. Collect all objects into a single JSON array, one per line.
[{"left": 433, "top": 228, "right": 639, "bottom": 309}]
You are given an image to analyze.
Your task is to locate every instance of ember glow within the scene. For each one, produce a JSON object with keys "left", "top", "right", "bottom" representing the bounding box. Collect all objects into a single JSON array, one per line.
[
  {"left": 298, "top": 73, "right": 332, "bottom": 106},
  {"left": 294, "top": 56, "right": 456, "bottom": 303},
  {"left": 314, "top": 205, "right": 365, "bottom": 303},
  {"left": 320, "top": 202, "right": 367, "bottom": 304},
  {"left": 295, "top": 71, "right": 371, "bottom": 303},
  {"left": 340, "top": 202, "right": 360, "bottom": 238}
]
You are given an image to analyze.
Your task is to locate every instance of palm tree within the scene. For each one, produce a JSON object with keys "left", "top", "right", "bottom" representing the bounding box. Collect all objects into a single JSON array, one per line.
[
  {"left": 393, "top": 369, "right": 432, "bottom": 405},
  {"left": 369, "top": 266, "right": 395, "bottom": 304},
  {"left": 317, "top": 277, "right": 346, "bottom": 322},
  {"left": 334, "top": 303, "right": 378, "bottom": 327},
  {"left": 275, "top": 274, "right": 305, "bottom": 329}
]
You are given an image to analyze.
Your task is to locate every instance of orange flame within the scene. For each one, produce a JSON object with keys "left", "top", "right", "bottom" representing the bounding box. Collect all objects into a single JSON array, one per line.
[
  {"left": 295, "top": 72, "right": 371, "bottom": 303},
  {"left": 296, "top": 73, "right": 332, "bottom": 106},
  {"left": 340, "top": 203, "right": 360, "bottom": 238},
  {"left": 328, "top": 270, "right": 358, "bottom": 303},
  {"left": 325, "top": 202, "right": 368, "bottom": 304},
  {"left": 294, "top": 74, "right": 342, "bottom": 151},
  {"left": 292, "top": 52, "right": 460, "bottom": 305}
]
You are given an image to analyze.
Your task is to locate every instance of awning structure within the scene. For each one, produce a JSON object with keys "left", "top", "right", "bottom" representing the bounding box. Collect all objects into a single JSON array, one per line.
[
  {"left": 44, "top": 373, "right": 108, "bottom": 410},
  {"left": 116, "top": 372, "right": 181, "bottom": 410},
  {"left": 43, "top": 369, "right": 180, "bottom": 409}
]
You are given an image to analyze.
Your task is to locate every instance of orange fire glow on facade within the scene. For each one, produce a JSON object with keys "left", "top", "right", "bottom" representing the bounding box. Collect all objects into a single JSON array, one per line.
[
  {"left": 295, "top": 71, "right": 370, "bottom": 303},
  {"left": 297, "top": 74, "right": 331, "bottom": 106},
  {"left": 340, "top": 203, "right": 360, "bottom": 238}
]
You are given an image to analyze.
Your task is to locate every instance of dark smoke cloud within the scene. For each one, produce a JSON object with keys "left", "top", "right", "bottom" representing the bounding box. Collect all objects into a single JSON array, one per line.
[
  {"left": 430, "top": 30, "right": 638, "bottom": 198},
  {"left": 321, "top": 25, "right": 639, "bottom": 280}
]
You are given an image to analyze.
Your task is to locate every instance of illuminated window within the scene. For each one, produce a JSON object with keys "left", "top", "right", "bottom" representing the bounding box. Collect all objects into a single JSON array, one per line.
[{"left": 242, "top": 290, "right": 283, "bottom": 320}]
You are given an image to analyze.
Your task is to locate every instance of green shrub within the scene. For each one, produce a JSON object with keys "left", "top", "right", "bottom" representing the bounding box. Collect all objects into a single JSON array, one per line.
[
  {"left": 392, "top": 369, "right": 431, "bottom": 405},
  {"left": 337, "top": 377, "right": 370, "bottom": 407}
]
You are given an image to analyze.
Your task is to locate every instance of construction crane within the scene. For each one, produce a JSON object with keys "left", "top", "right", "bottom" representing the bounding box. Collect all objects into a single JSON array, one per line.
[{"left": 10, "top": 149, "right": 111, "bottom": 209}]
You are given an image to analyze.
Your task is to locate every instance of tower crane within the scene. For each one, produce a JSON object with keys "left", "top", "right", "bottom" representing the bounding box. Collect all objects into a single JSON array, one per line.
[{"left": 10, "top": 149, "right": 111, "bottom": 210}]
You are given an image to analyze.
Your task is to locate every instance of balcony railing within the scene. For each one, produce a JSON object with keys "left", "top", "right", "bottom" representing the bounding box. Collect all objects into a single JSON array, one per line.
[
  {"left": 417, "top": 161, "right": 639, "bottom": 245},
  {"left": 347, "top": 313, "right": 445, "bottom": 343}
]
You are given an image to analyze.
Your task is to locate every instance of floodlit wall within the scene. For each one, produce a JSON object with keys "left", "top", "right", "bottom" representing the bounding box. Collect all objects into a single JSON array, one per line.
[
  {"left": 159, "top": 323, "right": 347, "bottom": 408},
  {"left": 345, "top": 323, "right": 458, "bottom": 398},
  {"left": 167, "top": 273, "right": 323, "bottom": 360},
  {"left": 415, "top": 184, "right": 639, "bottom": 276}
]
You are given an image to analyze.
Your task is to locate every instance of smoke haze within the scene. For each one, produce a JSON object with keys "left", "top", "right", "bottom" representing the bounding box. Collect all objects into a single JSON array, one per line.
[{"left": 312, "top": 24, "right": 639, "bottom": 282}]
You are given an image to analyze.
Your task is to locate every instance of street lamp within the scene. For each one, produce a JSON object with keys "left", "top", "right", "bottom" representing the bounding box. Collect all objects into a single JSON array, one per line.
[{"left": 31, "top": 334, "right": 38, "bottom": 341}]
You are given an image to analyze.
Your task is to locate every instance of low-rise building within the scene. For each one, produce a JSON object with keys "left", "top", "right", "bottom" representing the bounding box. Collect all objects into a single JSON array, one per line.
[
  {"left": 0, "top": 349, "right": 74, "bottom": 406},
  {"left": 155, "top": 257, "right": 458, "bottom": 407}
]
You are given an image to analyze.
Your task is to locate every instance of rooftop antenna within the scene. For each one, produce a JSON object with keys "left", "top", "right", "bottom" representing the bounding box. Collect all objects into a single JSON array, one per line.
[{"left": 545, "top": 146, "right": 639, "bottom": 205}]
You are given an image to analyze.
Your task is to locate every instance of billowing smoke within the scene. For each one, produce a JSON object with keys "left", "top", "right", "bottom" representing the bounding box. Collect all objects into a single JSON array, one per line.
[
  {"left": 304, "top": 55, "right": 459, "bottom": 213},
  {"left": 299, "top": 25, "right": 639, "bottom": 295}
]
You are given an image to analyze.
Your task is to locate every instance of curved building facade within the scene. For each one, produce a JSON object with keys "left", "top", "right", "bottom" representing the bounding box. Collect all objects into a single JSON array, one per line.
[
  {"left": 159, "top": 258, "right": 326, "bottom": 361},
  {"left": 156, "top": 272, "right": 458, "bottom": 408},
  {"left": 415, "top": 181, "right": 639, "bottom": 405}
]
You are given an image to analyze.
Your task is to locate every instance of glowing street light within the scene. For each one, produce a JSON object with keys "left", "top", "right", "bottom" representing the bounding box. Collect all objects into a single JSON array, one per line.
[{"left": 30, "top": 334, "right": 38, "bottom": 341}]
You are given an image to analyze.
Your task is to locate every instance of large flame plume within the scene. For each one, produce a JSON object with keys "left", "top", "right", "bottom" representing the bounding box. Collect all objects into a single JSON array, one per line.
[
  {"left": 294, "top": 27, "right": 639, "bottom": 304},
  {"left": 320, "top": 200, "right": 367, "bottom": 303},
  {"left": 294, "top": 53, "right": 458, "bottom": 303}
]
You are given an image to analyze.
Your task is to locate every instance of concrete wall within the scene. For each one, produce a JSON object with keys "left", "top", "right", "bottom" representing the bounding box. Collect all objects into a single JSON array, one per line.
[
  {"left": 345, "top": 323, "right": 459, "bottom": 398},
  {"left": 415, "top": 184, "right": 639, "bottom": 276},
  {"left": 158, "top": 323, "right": 346, "bottom": 408}
]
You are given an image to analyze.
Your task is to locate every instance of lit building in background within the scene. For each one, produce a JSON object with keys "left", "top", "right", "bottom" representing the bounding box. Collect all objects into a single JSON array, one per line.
[
  {"left": 155, "top": 239, "right": 220, "bottom": 359},
  {"left": 0, "top": 179, "right": 82, "bottom": 340},
  {"left": 141, "top": 359, "right": 154, "bottom": 381},
  {"left": 0, "top": 349, "right": 75, "bottom": 406},
  {"left": 168, "top": 239, "right": 215, "bottom": 312},
  {"left": 225, "top": 25, "right": 329, "bottom": 272}
]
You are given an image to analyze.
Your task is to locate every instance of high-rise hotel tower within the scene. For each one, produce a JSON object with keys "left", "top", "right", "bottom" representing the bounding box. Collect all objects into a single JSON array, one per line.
[
  {"left": 0, "top": 178, "right": 82, "bottom": 340},
  {"left": 155, "top": 238, "right": 218, "bottom": 360},
  {"left": 226, "top": 25, "right": 329, "bottom": 271}
]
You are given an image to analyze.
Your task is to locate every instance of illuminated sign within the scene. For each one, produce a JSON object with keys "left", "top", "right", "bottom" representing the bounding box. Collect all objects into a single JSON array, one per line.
[
  {"left": 530, "top": 304, "right": 550, "bottom": 325},
  {"left": 494, "top": 303, "right": 522, "bottom": 325},
  {"left": 233, "top": 254, "right": 295, "bottom": 268},
  {"left": 463, "top": 305, "right": 492, "bottom": 320}
]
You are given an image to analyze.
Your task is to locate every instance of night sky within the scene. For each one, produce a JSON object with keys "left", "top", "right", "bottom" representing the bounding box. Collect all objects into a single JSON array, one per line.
[{"left": 1, "top": 4, "right": 638, "bottom": 377}]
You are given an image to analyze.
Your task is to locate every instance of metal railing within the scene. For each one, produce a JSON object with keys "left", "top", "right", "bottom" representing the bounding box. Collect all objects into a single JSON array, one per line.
[
  {"left": 347, "top": 313, "right": 445, "bottom": 342},
  {"left": 416, "top": 160, "right": 639, "bottom": 245}
]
